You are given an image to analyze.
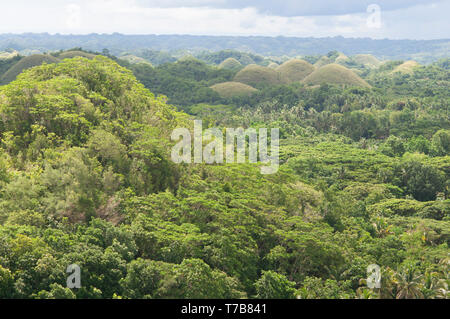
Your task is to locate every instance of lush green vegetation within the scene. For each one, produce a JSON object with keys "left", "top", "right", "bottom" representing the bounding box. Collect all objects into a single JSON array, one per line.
[{"left": 0, "top": 50, "right": 448, "bottom": 300}]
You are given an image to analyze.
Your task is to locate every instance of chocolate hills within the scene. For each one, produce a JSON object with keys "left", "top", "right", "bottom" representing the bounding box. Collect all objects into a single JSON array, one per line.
[
  {"left": 303, "top": 63, "right": 371, "bottom": 87},
  {"left": 210, "top": 81, "right": 258, "bottom": 98},
  {"left": 234, "top": 64, "right": 282, "bottom": 87},
  {"left": 277, "top": 59, "right": 315, "bottom": 84}
]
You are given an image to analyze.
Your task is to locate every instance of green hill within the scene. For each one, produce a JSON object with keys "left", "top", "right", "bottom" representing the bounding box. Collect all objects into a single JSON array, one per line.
[
  {"left": 335, "top": 53, "right": 351, "bottom": 65},
  {"left": 0, "top": 55, "right": 22, "bottom": 80},
  {"left": 210, "top": 81, "right": 258, "bottom": 98},
  {"left": 277, "top": 59, "right": 315, "bottom": 83},
  {"left": 391, "top": 60, "right": 420, "bottom": 74},
  {"left": 0, "top": 54, "right": 60, "bottom": 84},
  {"left": 178, "top": 55, "right": 201, "bottom": 63},
  {"left": 196, "top": 50, "right": 262, "bottom": 66},
  {"left": 234, "top": 64, "right": 282, "bottom": 86},
  {"left": 303, "top": 63, "right": 371, "bottom": 87},
  {"left": 219, "top": 58, "right": 242, "bottom": 70},
  {"left": 119, "top": 54, "right": 153, "bottom": 65},
  {"left": 57, "top": 50, "right": 96, "bottom": 60},
  {"left": 353, "top": 54, "right": 382, "bottom": 68},
  {"left": 314, "top": 56, "right": 333, "bottom": 68}
]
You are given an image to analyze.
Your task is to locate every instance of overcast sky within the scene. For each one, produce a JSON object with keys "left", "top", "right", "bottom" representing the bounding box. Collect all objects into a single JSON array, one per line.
[{"left": 1, "top": 0, "right": 449, "bottom": 39}]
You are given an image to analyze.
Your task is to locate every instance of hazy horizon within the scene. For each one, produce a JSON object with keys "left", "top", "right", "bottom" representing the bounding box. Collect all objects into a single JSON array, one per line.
[{"left": 1, "top": 32, "right": 449, "bottom": 42}]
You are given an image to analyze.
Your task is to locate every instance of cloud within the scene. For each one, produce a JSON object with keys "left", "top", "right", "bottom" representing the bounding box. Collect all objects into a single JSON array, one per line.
[
  {"left": 136, "top": 0, "right": 446, "bottom": 16},
  {"left": 0, "top": 0, "right": 448, "bottom": 39},
  {"left": 77, "top": 2, "right": 319, "bottom": 36}
]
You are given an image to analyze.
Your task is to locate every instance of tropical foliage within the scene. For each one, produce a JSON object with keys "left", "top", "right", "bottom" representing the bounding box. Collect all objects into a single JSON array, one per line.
[{"left": 0, "top": 53, "right": 448, "bottom": 299}]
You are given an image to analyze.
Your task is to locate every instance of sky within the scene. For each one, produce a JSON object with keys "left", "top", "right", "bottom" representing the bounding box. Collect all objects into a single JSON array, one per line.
[{"left": 0, "top": 0, "right": 449, "bottom": 39}]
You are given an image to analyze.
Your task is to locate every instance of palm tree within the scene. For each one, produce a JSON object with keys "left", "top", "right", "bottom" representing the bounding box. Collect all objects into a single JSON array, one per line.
[
  {"left": 422, "top": 271, "right": 448, "bottom": 299},
  {"left": 372, "top": 218, "right": 393, "bottom": 238},
  {"left": 394, "top": 267, "right": 424, "bottom": 299},
  {"left": 435, "top": 257, "right": 450, "bottom": 299}
]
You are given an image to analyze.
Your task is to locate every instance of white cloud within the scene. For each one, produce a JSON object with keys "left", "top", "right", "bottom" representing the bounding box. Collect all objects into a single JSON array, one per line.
[{"left": 0, "top": 0, "right": 448, "bottom": 39}]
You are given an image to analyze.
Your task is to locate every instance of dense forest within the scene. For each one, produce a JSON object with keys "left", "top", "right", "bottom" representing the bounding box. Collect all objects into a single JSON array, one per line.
[{"left": 0, "top": 47, "right": 448, "bottom": 299}]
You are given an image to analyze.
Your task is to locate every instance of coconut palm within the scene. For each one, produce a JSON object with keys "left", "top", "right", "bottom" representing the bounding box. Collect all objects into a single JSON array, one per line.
[
  {"left": 422, "top": 271, "right": 448, "bottom": 299},
  {"left": 394, "top": 267, "right": 424, "bottom": 299},
  {"left": 435, "top": 257, "right": 450, "bottom": 299},
  {"left": 372, "top": 218, "right": 394, "bottom": 238}
]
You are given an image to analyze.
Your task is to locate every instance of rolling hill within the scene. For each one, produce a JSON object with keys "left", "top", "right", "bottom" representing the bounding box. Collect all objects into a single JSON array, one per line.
[
  {"left": 314, "top": 56, "right": 333, "bottom": 68},
  {"left": 353, "top": 54, "right": 382, "bottom": 69},
  {"left": 303, "top": 63, "right": 371, "bottom": 87},
  {"left": 234, "top": 64, "right": 282, "bottom": 86},
  {"left": 119, "top": 54, "right": 153, "bottom": 65},
  {"left": 219, "top": 57, "right": 242, "bottom": 70},
  {"left": 57, "top": 50, "right": 96, "bottom": 60},
  {"left": 277, "top": 59, "right": 315, "bottom": 84},
  {"left": 0, "top": 54, "right": 60, "bottom": 84},
  {"left": 391, "top": 60, "right": 420, "bottom": 74},
  {"left": 335, "top": 53, "right": 351, "bottom": 65},
  {"left": 210, "top": 81, "right": 258, "bottom": 98}
]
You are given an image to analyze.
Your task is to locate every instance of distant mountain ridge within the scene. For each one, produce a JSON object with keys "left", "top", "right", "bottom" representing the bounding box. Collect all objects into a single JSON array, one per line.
[{"left": 0, "top": 33, "right": 449, "bottom": 63}]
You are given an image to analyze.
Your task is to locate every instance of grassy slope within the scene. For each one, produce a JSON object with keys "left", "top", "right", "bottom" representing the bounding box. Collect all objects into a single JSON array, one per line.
[
  {"left": 0, "top": 54, "right": 60, "bottom": 84},
  {"left": 234, "top": 64, "right": 282, "bottom": 86},
  {"left": 277, "top": 59, "right": 315, "bottom": 84},
  {"left": 303, "top": 63, "right": 371, "bottom": 88},
  {"left": 210, "top": 81, "right": 258, "bottom": 98}
]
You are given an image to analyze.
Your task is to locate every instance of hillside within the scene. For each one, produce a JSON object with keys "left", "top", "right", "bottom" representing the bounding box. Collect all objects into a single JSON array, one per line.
[
  {"left": 0, "top": 53, "right": 448, "bottom": 300},
  {"left": 303, "top": 63, "right": 371, "bottom": 87},
  {"left": 335, "top": 53, "right": 351, "bottom": 65},
  {"left": 392, "top": 60, "right": 420, "bottom": 74},
  {"left": 57, "top": 50, "right": 96, "bottom": 60},
  {"left": 353, "top": 54, "right": 382, "bottom": 68},
  {"left": 210, "top": 81, "right": 258, "bottom": 98},
  {"left": 234, "top": 64, "right": 282, "bottom": 86},
  {"left": 119, "top": 54, "right": 153, "bottom": 65},
  {"left": 0, "top": 54, "right": 21, "bottom": 79},
  {"left": 218, "top": 57, "right": 242, "bottom": 70},
  {"left": 314, "top": 56, "right": 333, "bottom": 68},
  {"left": 197, "top": 50, "right": 262, "bottom": 66},
  {"left": 277, "top": 59, "right": 315, "bottom": 84},
  {"left": 0, "top": 54, "right": 60, "bottom": 84}
]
